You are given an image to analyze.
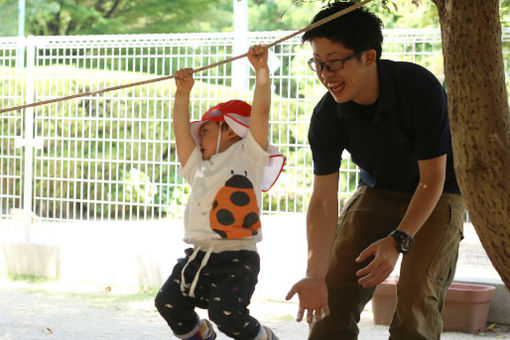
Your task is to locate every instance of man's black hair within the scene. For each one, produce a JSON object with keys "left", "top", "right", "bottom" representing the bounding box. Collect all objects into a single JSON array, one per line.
[{"left": 302, "top": 2, "right": 383, "bottom": 60}]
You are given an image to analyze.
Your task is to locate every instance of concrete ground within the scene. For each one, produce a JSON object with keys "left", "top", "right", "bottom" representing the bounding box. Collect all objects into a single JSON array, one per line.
[
  {"left": 0, "top": 214, "right": 508, "bottom": 339},
  {"left": 1, "top": 275, "right": 509, "bottom": 340}
]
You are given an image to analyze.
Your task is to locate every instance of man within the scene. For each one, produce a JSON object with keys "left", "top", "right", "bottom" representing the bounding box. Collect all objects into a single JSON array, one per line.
[{"left": 285, "top": 2, "right": 465, "bottom": 339}]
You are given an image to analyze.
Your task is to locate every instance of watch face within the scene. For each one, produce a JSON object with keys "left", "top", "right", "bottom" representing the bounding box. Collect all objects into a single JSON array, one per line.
[
  {"left": 400, "top": 238, "right": 411, "bottom": 252},
  {"left": 391, "top": 230, "right": 413, "bottom": 254}
]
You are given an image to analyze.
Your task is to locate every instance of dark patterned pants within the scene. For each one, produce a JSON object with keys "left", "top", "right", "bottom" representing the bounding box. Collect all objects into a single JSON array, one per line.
[{"left": 155, "top": 248, "right": 261, "bottom": 340}]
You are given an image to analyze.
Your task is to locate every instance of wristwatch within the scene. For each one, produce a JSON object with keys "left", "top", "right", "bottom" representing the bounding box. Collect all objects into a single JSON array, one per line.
[{"left": 389, "top": 230, "right": 413, "bottom": 254}]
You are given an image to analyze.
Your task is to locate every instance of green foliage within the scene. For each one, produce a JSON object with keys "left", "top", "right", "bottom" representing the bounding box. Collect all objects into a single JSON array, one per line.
[
  {"left": 0, "top": 0, "right": 18, "bottom": 36},
  {"left": 0, "top": 61, "right": 319, "bottom": 218},
  {"left": 0, "top": 0, "right": 326, "bottom": 36},
  {"left": 297, "top": 0, "right": 508, "bottom": 29},
  {"left": 153, "top": 180, "right": 191, "bottom": 220},
  {"left": 2, "top": 26, "right": 474, "bottom": 218},
  {"left": 373, "top": 1, "right": 439, "bottom": 28},
  {"left": 1, "top": 64, "right": 175, "bottom": 219},
  {"left": 19, "top": 0, "right": 225, "bottom": 36},
  {"left": 7, "top": 273, "right": 54, "bottom": 283},
  {"left": 122, "top": 168, "right": 158, "bottom": 204},
  {"left": 248, "top": 0, "right": 324, "bottom": 31},
  {"left": 2, "top": 0, "right": 510, "bottom": 37},
  {"left": 0, "top": 68, "right": 23, "bottom": 212},
  {"left": 294, "top": 0, "right": 439, "bottom": 28},
  {"left": 5, "top": 276, "right": 161, "bottom": 306},
  {"left": 502, "top": 0, "right": 510, "bottom": 27}
]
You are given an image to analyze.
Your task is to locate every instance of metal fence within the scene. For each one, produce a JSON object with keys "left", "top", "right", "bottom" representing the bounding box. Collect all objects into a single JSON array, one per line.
[{"left": 1, "top": 29, "right": 509, "bottom": 222}]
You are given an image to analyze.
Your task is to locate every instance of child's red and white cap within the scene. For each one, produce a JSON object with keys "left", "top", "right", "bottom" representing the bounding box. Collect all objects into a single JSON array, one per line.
[{"left": 190, "top": 99, "right": 285, "bottom": 191}]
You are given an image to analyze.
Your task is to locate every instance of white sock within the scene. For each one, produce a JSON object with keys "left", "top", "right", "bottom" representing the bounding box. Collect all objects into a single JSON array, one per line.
[
  {"left": 255, "top": 325, "right": 268, "bottom": 340},
  {"left": 175, "top": 318, "right": 202, "bottom": 340},
  {"left": 199, "top": 320, "right": 213, "bottom": 337}
]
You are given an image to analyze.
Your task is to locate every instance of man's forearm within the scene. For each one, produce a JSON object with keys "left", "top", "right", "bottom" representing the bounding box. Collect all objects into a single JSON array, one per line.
[
  {"left": 305, "top": 200, "right": 338, "bottom": 279},
  {"left": 397, "top": 178, "right": 444, "bottom": 237}
]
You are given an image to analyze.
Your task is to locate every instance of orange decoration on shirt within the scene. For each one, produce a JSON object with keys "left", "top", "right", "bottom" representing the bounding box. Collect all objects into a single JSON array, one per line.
[{"left": 210, "top": 171, "right": 261, "bottom": 239}]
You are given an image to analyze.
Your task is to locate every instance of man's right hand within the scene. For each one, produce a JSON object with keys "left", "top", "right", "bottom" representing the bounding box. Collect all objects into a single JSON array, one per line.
[{"left": 285, "top": 277, "right": 330, "bottom": 323}]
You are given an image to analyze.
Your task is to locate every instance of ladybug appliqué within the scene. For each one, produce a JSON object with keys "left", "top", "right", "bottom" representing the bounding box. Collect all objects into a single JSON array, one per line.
[{"left": 210, "top": 170, "right": 260, "bottom": 239}]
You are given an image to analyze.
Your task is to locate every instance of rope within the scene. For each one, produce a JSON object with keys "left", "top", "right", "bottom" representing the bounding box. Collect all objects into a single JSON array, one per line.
[{"left": 0, "top": 0, "right": 375, "bottom": 114}]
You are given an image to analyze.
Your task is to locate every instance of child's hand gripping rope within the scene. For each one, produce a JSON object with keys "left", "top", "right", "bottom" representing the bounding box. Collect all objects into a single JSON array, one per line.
[{"left": 174, "top": 68, "right": 195, "bottom": 95}]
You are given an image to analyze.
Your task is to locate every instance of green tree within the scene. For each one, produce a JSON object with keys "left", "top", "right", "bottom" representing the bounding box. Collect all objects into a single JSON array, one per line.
[
  {"left": 369, "top": 1, "right": 439, "bottom": 28},
  {"left": 248, "top": 0, "right": 323, "bottom": 31},
  {"left": 19, "top": 0, "right": 327, "bottom": 35},
  {"left": 3, "top": 0, "right": 508, "bottom": 37},
  {"left": 0, "top": 0, "right": 18, "bottom": 36},
  {"left": 294, "top": 0, "right": 509, "bottom": 29},
  {"left": 23, "top": 0, "right": 228, "bottom": 35}
]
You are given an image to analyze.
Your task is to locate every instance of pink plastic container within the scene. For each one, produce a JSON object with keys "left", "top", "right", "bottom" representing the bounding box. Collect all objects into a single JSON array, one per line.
[{"left": 372, "top": 279, "right": 496, "bottom": 333}]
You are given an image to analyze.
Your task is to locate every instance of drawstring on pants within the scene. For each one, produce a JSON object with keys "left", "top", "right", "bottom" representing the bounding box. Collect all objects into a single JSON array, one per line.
[{"left": 180, "top": 247, "right": 214, "bottom": 298}]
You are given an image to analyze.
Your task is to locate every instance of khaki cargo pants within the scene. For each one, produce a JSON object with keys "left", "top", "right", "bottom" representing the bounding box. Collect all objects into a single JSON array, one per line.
[{"left": 309, "top": 186, "right": 465, "bottom": 340}]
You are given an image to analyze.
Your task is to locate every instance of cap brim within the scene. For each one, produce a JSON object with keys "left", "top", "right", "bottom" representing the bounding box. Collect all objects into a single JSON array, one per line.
[
  {"left": 224, "top": 113, "right": 250, "bottom": 138},
  {"left": 262, "top": 145, "right": 285, "bottom": 192},
  {"left": 190, "top": 120, "right": 206, "bottom": 146}
]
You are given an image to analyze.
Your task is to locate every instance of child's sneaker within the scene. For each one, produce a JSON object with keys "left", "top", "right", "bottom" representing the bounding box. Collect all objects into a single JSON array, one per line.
[
  {"left": 263, "top": 326, "right": 279, "bottom": 340},
  {"left": 186, "top": 319, "right": 216, "bottom": 340}
]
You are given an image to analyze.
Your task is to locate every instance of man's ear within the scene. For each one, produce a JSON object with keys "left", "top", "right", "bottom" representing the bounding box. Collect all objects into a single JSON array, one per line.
[{"left": 364, "top": 49, "right": 377, "bottom": 66}]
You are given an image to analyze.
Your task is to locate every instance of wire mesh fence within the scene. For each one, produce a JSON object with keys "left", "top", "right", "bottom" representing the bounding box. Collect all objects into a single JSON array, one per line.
[
  {"left": 1, "top": 29, "right": 509, "bottom": 222},
  {"left": 0, "top": 37, "right": 24, "bottom": 220}
]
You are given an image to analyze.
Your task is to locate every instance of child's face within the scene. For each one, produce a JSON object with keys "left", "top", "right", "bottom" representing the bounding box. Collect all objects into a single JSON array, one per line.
[
  {"left": 199, "top": 121, "right": 222, "bottom": 160},
  {"left": 199, "top": 121, "right": 240, "bottom": 160}
]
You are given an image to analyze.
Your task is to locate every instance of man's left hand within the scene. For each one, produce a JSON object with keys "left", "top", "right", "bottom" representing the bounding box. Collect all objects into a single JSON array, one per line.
[{"left": 355, "top": 236, "right": 400, "bottom": 287}]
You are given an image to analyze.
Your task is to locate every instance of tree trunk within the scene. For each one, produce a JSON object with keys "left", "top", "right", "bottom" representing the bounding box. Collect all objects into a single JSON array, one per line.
[{"left": 432, "top": 0, "right": 510, "bottom": 289}]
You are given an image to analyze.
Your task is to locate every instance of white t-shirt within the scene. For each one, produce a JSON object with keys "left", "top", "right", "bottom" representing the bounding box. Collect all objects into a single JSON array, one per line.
[{"left": 180, "top": 131, "right": 269, "bottom": 249}]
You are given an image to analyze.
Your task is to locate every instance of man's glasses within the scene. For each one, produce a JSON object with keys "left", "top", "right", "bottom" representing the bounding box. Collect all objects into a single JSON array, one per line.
[{"left": 307, "top": 50, "right": 365, "bottom": 73}]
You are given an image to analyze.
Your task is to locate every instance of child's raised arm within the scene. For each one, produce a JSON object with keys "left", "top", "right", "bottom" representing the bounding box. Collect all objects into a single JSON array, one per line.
[
  {"left": 247, "top": 45, "right": 270, "bottom": 150},
  {"left": 173, "top": 68, "right": 196, "bottom": 166}
]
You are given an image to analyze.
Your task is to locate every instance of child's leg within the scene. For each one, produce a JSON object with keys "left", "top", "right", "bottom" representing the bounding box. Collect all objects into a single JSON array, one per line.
[
  {"left": 205, "top": 250, "right": 262, "bottom": 340},
  {"left": 155, "top": 251, "right": 201, "bottom": 337}
]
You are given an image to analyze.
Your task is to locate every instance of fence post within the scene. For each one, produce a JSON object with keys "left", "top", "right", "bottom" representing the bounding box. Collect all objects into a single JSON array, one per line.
[
  {"left": 22, "top": 35, "right": 36, "bottom": 242},
  {"left": 232, "top": 0, "right": 249, "bottom": 91},
  {"left": 15, "top": 37, "right": 25, "bottom": 69},
  {"left": 15, "top": 0, "right": 25, "bottom": 69}
]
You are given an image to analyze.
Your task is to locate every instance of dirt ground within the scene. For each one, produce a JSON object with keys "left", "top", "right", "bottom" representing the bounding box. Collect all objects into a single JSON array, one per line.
[
  {"left": 1, "top": 276, "right": 509, "bottom": 340},
  {"left": 1, "top": 215, "right": 508, "bottom": 339}
]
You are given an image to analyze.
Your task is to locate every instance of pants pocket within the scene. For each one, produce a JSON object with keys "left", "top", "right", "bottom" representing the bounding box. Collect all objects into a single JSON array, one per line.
[
  {"left": 336, "top": 189, "right": 362, "bottom": 235},
  {"left": 426, "top": 203, "right": 464, "bottom": 287}
]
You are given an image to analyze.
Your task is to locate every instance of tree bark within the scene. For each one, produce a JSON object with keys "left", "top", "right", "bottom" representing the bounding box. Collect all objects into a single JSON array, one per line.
[{"left": 432, "top": 0, "right": 510, "bottom": 289}]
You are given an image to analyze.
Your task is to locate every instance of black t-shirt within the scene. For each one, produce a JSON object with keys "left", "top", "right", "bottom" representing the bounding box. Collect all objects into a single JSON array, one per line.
[{"left": 308, "top": 59, "right": 460, "bottom": 194}]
